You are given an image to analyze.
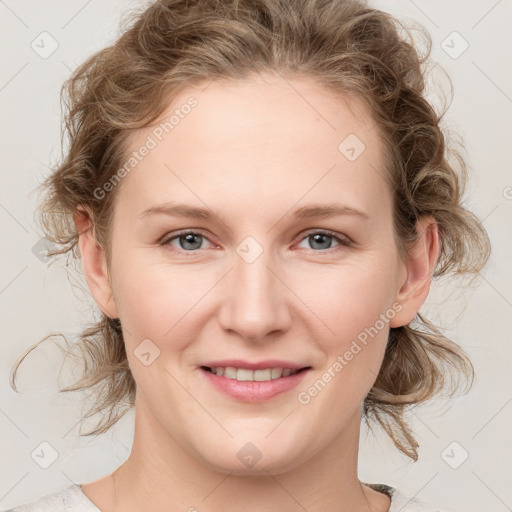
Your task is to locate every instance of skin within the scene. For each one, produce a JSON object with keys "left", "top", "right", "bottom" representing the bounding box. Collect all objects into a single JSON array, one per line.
[{"left": 75, "top": 73, "right": 439, "bottom": 512}]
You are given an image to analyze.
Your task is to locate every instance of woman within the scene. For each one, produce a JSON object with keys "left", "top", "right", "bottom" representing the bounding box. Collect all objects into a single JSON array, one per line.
[{"left": 7, "top": 0, "right": 490, "bottom": 510}]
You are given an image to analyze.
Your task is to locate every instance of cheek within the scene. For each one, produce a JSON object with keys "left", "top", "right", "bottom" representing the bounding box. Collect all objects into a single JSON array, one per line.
[
  {"left": 113, "top": 246, "right": 398, "bottom": 352},
  {"left": 111, "top": 255, "right": 232, "bottom": 375},
  {"left": 111, "top": 258, "right": 197, "bottom": 346},
  {"left": 292, "top": 256, "right": 398, "bottom": 348},
  {"left": 295, "top": 258, "right": 397, "bottom": 406},
  {"left": 294, "top": 265, "right": 395, "bottom": 417}
]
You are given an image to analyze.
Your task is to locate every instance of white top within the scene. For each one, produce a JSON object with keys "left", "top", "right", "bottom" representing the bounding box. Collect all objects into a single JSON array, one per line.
[{"left": 2, "top": 483, "right": 453, "bottom": 512}]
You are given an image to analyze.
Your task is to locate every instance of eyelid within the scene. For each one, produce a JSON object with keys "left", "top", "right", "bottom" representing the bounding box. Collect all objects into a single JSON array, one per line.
[
  {"left": 159, "top": 228, "right": 352, "bottom": 253},
  {"left": 159, "top": 228, "right": 218, "bottom": 249},
  {"left": 295, "top": 228, "right": 352, "bottom": 246}
]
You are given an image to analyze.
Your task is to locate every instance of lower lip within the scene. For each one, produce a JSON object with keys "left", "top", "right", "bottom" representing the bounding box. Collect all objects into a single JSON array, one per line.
[{"left": 200, "top": 368, "right": 310, "bottom": 402}]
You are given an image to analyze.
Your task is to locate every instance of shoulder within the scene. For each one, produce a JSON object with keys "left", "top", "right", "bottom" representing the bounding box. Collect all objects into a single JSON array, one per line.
[
  {"left": 365, "top": 482, "right": 454, "bottom": 512},
  {"left": 4, "top": 481, "right": 454, "bottom": 512},
  {"left": 1, "top": 484, "right": 100, "bottom": 512}
]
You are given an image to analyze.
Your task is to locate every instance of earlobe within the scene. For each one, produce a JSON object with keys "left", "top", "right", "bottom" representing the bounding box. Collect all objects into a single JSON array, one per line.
[
  {"left": 74, "top": 208, "right": 118, "bottom": 319},
  {"left": 389, "top": 217, "right": 440, "bottom": 328}
]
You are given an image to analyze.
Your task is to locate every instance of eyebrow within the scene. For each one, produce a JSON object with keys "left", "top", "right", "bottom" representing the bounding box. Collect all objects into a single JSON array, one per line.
[{"left": 138, "top": 201, "right": 369, "bottom": 221}]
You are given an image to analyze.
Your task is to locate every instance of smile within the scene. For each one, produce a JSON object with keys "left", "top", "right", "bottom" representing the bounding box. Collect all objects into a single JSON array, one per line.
[
  {"left": 202, "top": 366, "right": 304, "bottom": 381},
  {"left": 199, "top": 365, "right": 311, "bottom": 402}
]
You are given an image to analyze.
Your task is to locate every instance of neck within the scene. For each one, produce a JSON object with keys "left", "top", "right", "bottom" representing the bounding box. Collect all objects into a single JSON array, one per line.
[{"left": 106, "top": 399, "right": 381, "bottom": 512}]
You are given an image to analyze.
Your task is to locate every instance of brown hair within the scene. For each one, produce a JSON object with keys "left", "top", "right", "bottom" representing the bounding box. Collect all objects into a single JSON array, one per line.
[{"left": 11, "top": 0, "right": 491, "bottom": 461}]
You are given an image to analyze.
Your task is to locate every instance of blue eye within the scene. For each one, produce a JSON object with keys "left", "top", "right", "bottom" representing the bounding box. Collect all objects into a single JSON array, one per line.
[
  {"left": 161, "top": 231, "right": 210, "bottom": 252},
  {"left": 297, "top": 230, "right": 350, "bottom": 251},
  {"left": 160, "top": 229, "right": 351, "bottom": 254}
]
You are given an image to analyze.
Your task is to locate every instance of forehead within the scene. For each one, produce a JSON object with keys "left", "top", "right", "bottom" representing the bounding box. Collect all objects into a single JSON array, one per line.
[{"left": 116, "top": 73, "right": 390, "bottom": 223}]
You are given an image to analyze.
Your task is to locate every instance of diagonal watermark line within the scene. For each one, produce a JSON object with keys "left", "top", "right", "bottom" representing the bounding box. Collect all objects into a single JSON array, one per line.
[
  {"left": 273, "top": 69, "right": 337, "bottom": 131},
  {"left": 163, "top": 163, "right": 232, "bottom": 233},
  {"left": 471, "top": 0, "right": 502, "bottom": 30},
  {"left": 163, "top": 367, "right": 233, "bottom": 438},
  {"left": 61, "top": 0, "right": 93, "bottom": 29},
  {"left": 368, "top": 161, "right": 389, "bottom": 185},
  {"left": 266, "top": 473, "right": 310, "bottom": 512},
  {"left": 163, "top": 267, "right": 234, "bottom": 336},
  {"left": 199, "top": 76, "right": 218, "bottom": 93},
  {"left": 0, "top": 0, "right": 29, "bottom": 28},
  {"left": 0, "top": 266, "right": 29, "bottom": 295},
  {"left": 265, "top": 409, "right": 295, "bottom": 438},
  {"left": 61, "top": 470, "right": 75, "bottom": 484},
  {"left": 479, "top": 273, "right": 512, "bottom": 309},
  {"left": 396, "top": 472, "right": 439, "bottom": 512},
  {"left": 0, "top": 472, "right": 29, "bottom": 501},
  {"left": 410, "top": 409, "right": 439, "bottom": 438},
  {"left": 0, "top": 203, "right": 30, "bottom": 233},
  {"left": 61, "top": 416, "right": 83, "bottom": 439},
  {"left": 471, "top": 397, "right": 512, "bottom": 439},
  {"left": 115, "top": 439, "right": 129, "bottom": 453},
  {"left": 471, "top": 470, "right": 511, "bottom": 510},
  {"left": 267, "top": 164, "right": 337, "bottom": 234},
  {"left": 0, "top": 409, "right": 29, "bottom": 439},
  {"left": 472, "top": 61, "right": 512, "bottom": 105},
  {"left": 481, "top": 204, "right": 499, "bottom": 223},
  {"left": 61, "top": 60, "right": 73, "bottom": 73},
  {"left": 407, "top": 0, "right": 439, "bottom": 29},
  {"left": 0, "top": 62, "right": 29, "bottom": 92},
  {"left": 200, "top": 471, "right": 233, "bottom": 502},
  {"left": 265, "top": 266, "right": 336, "bottom": 335}
]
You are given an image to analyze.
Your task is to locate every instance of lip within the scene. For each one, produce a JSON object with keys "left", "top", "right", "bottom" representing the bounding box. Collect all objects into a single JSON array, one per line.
[
  {"left": 199, "top": 364, "right": 311, "bottom": 403},
  {"left": 200, "top": 359, "right": 307, "bottom": 370}
]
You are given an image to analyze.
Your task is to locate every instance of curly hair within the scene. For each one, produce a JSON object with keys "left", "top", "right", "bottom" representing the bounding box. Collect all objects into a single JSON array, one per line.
[{"left": 11, "top": 0, "right": 491, "bottom": 461}]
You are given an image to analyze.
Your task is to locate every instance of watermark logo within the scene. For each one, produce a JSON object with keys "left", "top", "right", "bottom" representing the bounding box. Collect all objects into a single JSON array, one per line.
[
  {"left": 236, "top": 236, "right": 264, "bottom": 264},
  {"left": 134, "top": 338, "right": 161, "bottom": 366},
  {"left": 338, "top": 133, "right": 366, "bottom": 162},
  {"left": 237, "top": 442, "right": 263, "bottom": 468},
  {"left": 31, "top": 31, "right": 59, "bottom": 59},
  {"left": 441, "top": 31, "right": 469, "bottom": 60},
  {"left": 31, "top": 441, "right": 59, "bottom": 469},
  {"left": 441, "top": 441, "right": 469, "bottom": 469},
  {"left": 31, "top": 236, "right": 58, "bottom": 263}
]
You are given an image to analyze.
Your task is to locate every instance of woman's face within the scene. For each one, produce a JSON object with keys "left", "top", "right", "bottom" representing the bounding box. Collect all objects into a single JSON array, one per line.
[{"left": 88, "top": 73, "right": 425, "bottom": 474}]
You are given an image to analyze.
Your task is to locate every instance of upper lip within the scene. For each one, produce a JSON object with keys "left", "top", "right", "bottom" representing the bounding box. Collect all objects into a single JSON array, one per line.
[{"left": 200, "top": 359, "right": 310, "bottom": 370}]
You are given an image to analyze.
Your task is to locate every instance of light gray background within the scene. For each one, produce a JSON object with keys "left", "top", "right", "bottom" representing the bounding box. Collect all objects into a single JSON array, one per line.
[{"left": 1, "top": 0, "right": 511, "bottom": 510}]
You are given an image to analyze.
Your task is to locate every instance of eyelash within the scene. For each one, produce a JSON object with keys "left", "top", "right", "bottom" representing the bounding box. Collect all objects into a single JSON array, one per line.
[{"left": 159, "top": 229, "right": 352, "bottom": 255}]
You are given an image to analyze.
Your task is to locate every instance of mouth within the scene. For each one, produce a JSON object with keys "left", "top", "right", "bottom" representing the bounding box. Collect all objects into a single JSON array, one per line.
[
  {"left": 199, "top": 364, "right": 312, "bottom": 402},
  {"left": 200, "top": 365, "right": 310, "bottom": 381}
]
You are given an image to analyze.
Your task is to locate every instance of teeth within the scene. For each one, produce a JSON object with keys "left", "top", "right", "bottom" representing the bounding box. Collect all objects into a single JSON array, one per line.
[
  {"left": 210, "top": 366, "right": 300, "bottom": 381},
  {"left": 223, "top": 367, "right": 237, "bottom": 379},
  {"left": 236, "top": 368, "right": 253, "bottom": 381},
  {"left": 271, "top": 368, "right": 282, "bottom": 379},
  {"left": 254, "top": 369, "right": 272, "bottom": 381}
]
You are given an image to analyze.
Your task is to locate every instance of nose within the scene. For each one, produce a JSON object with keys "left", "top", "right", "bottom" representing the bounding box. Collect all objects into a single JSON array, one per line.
[{"left": 218, "top": 244, "right": 292, "bottom": 343}]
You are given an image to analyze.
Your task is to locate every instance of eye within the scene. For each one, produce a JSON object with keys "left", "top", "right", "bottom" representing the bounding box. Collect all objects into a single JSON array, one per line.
[
  {"left": 160, "top": 230, "right": 215, "bottom": 253},
  {"left": 159, "top": 229, "right": 352, "bottom": 254},
  {"left": 295, "top": 230, "right": 351, "bottom": 252}
]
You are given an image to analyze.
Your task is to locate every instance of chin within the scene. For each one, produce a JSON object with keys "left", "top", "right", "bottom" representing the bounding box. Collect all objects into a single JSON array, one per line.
[{"left": 192, "top": 437, "right": 308, "bottom": 476}]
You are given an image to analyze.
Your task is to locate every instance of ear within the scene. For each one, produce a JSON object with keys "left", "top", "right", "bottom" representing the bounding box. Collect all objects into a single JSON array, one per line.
[
  {"left": 73, "top": 207, "right": 119, "bottom": 319},
  {"left": 389, "top": 216, "right": 440, "bottom": 328}
]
